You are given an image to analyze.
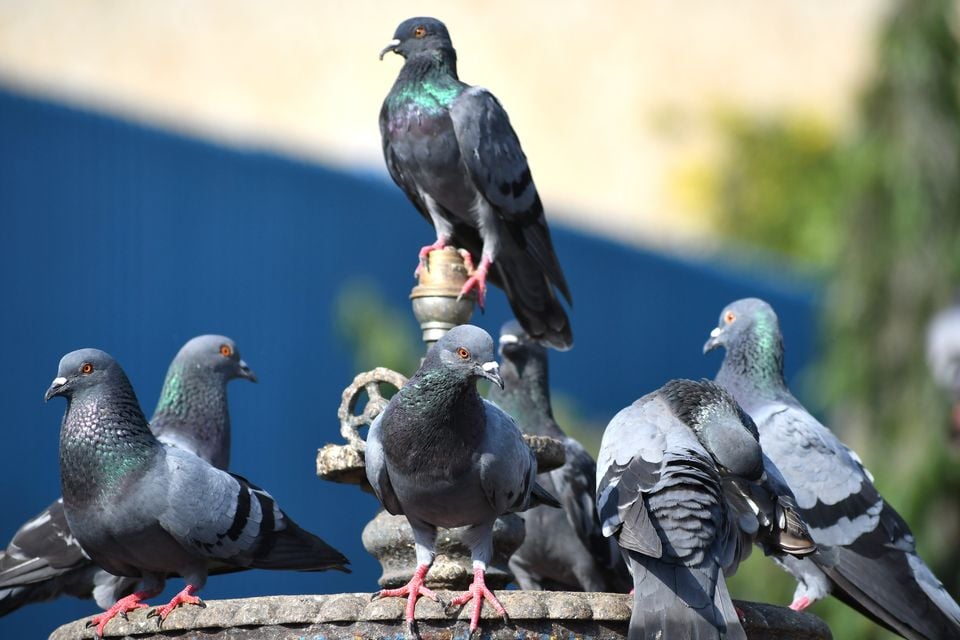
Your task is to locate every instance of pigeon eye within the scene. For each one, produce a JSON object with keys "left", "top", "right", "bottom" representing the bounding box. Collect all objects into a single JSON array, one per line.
[
  {"left": 413, "top": 25, "right": 427, "bottom": 38},
  {"left": 724, "top": 311, "right": 736, "bottom": 324},
  {"left": 80, "top": 362, "right": 94, "bottom": 375},
  {"left": 219, "top": 344, "right": 233, "bottom": 357},
  {"left": 456, "top": 347, "right": 470, "bottom": 360}
]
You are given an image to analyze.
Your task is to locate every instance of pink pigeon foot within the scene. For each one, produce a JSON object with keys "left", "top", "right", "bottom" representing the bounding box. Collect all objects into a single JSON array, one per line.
[
  {"left": 789, "top": 596, "right": 811, "bottom": 611},
  {"left": 414, "top": 237, "right": 450, "bottom": 277},
  {"left": 446, "top": 567, "right": 509, "bottom": 633},
  {"left": 371, "top": 564, "right": 441, "bottom": 635},
  {"left": 458, "top": 257, "right": 491, "bottom": 310},
  {"left": 86, "top": 590, "right": 153, "bottom": 638},
  {"left": 735, "top": 605, "right": 747, "bottom": 623},
  {"left": 147, "top": 584, "right": 205, "bottom": 625}
]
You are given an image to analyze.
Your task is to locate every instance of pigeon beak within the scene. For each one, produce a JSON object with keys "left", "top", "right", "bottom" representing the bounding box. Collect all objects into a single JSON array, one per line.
[
  {"left": 479, "top": 361, "right": 504, "bottom": 389},
  {"left": 498, "top": 333, "right": 519, "bottom": 356},
  {"left": 238, "top": 360, "right": 258, "bottom": 383},
  {"left": 45, "top": 376, "right": 68, "bottom": 402},
  {"left": 703, "top": 327, "right": 723, "bottom": 354},
  {"left": 379, "top": 39, "right": 401, "bottom": 60}
]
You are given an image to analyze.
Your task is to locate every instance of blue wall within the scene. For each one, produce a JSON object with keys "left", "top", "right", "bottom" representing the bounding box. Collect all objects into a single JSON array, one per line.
[{"left": 0, "top": 86, "right": 817, "bottom": 637}]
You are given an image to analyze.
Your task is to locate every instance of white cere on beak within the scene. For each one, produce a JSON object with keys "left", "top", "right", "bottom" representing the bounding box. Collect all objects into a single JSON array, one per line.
[
  {"left": 52, "top": 377, "right": 67, "bottom": 387},
  {"left": 499, "top": 334, "right": 519, "bottom": 346},
  {"left": 387, "top": 38, "right": 400, "bottom": 47},
  {"left": 482, "top": 361, "right": 499, "bottom": 374},
  {"left": 710, "top": 327, "right": 722, "bottom": 338}
]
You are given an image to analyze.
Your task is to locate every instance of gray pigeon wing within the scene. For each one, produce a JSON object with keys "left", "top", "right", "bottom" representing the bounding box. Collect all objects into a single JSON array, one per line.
[
  {"left": 596, "top": 395, "right": 677, "bottom": 558},
  {"left": 0, "top": 499, "right": 89, "bottom": 587},
  {"left": 478, "top": 400, "right": 538, "bottom": 515},
  {"left": 364, "top": 412, "right": 403, "bottom": 516},
  {"left": 759, "top": 405, "right": 884, "bottom": 547},
  {"left": 448, "top": 86, "right": 571, "bottom": 302},
  {"left": 157, "top": 449, "right": 348, "bottom": 571}
]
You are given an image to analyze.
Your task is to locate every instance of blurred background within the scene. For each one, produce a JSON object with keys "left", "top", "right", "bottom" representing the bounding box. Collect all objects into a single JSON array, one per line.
[{"left": 1, "top": 1, "right": 958, "bottom": 638}]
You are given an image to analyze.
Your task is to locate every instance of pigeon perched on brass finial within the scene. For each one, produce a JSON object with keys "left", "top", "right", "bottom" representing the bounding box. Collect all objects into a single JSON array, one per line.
[{"left": 379, "top": 17, "right": 573, "bottom": 350}]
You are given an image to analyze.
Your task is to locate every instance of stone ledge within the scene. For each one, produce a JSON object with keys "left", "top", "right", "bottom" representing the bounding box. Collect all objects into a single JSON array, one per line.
[{"left": 49, "top": 592, "right": 831, "bottom": 639}]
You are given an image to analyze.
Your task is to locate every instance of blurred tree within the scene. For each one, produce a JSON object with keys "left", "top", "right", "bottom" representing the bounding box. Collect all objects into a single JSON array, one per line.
[
  {"left": 335, "top": 280, "right": 421, "bottom": 377},
  {"left": 721, "top": 1, "right": 960, "bottom": 638},
  {"left": 711, "top": 113, "right": 847, "bottom": 269}
]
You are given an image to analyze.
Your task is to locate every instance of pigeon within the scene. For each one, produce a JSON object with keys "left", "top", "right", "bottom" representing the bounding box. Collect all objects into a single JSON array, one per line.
[
  {"left": 487, "top": 320, "right": 629, "bottom": 592},
  {"left": 926, "top": 303, "right": 960, "bottom": 444},
  {"left": 44, "top": 348, "right": 348, "bottom": 637},
  {"left": 0, "top": 335, "right": 256, "bottom": 617},
  {"left": 596, "top": 378, "right": 814, "bottom": 640},
  {"left": 365, "top": 324, "right": 560, "bottom": 635},
  {"left": 379, "top": 17, "right": 573, "bottom": 350},
  {"left": 706, "top": 297, "right": 960, "bottom": 640}
]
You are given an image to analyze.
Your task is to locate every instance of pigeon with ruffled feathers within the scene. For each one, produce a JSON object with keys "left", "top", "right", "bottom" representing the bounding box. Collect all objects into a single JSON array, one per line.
[{"left": 597, "top": 378, "right": 814, "bottom": 640}]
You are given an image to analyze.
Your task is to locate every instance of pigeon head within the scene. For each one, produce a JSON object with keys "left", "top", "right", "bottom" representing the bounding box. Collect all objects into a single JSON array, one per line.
[
  {"left": 661, "top": 379, "right": 763, "bottom": 480},
  {"left": 380, "top": 17, "right": 455, "bottom": 61},
  {"left": 45, "top": 348, "right": 128, "bottom": 402},
  {"left": 175, "top": 335, "right": 257, "bottom": 383},
  {"left": 428, "top": 324, "right": 503, "bottom": 389},
  {"left": 703, "top": 297, "right": 781, "bottom": 356},
  {"left": 498, "top": 319, "right": 546, "bottom": 364}
]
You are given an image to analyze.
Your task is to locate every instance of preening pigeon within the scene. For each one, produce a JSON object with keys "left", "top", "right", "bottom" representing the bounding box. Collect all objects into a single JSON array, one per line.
[
  {"left": 379, "top": 17, "right": 573, "bottom": 350},
  {"left": 0, "top": 335, "right": 256, "bottom": 617},
  {"left": 44, "top": 348, "right": 348, "bottom": 637},
  {"left": 365, "top": 324, "right": 560, "bottom": 635},
  {"left": 488, "top": 320, "right": 629, "bottom": 592},
  {"left": 596, "top": 379, "right": 814, "bottom": 640},
  {"left": 706, "top": 297, "right": 960, "bottom": 640}
]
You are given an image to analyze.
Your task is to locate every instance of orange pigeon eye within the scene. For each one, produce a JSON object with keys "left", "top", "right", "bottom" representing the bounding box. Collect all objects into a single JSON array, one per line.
[
  {"left": 457, "top": 347, "right": 470, "bottom": 360},
  {"left": 413, "top": 25, "right": 427, "bottom": 38},
  {"left": 724, "top": 311, "right": 736, "bottom": 324},
  {"left": 220, "top": 344, "right": 233, "bottom": 357},
  {"left": 81, "top": 362, "right": 94, "bottom": 374}
]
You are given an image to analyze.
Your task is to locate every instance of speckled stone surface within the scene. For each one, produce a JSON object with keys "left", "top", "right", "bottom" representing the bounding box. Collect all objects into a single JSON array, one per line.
[{"left": 48, "top": 592, "right": 831, "bottom": 639}]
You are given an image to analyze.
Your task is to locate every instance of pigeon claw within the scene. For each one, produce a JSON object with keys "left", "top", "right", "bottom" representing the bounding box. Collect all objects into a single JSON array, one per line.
[
  {"left": 414, "top": 237, "right": 450, "bottom": 277},
  {"left": 148, "top": 585, "right": 204, "bottom": 627},
  {"left": 87, "top": 591, "right": 151, "bottom": 638},
  {"left": 789, "top": 596, "right": 811, "bottom": 612},
  {"left": 372, "top": 564, "right": 438, "bottom": 632},
  {"left": 447, "top": 567, "right": 507, "bottom": 633},
  {"left": 457, "top": 257, "right": 490, "bottom": 310}
]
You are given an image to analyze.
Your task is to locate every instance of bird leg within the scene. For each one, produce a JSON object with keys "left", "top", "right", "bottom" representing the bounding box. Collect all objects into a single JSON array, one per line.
[
  {"left": 789, "top": 596, "right": 810, "bottom": 611},
  {"left": 86, "top": 589, "right": 155, "bottom": 638},
  {"left": 446, "top": 566, "right": 509, "bottom": 634},
  {"left": 457, "top": 256, "right": 491, "bottom": 310},
  {"left": 147, "top": 584, "right": 205, "bottom": 625},
  {"left": 371, "top": 563, "right": 442, "bottom": 634},
  {"left": 414, "top": 236, "right": 450, "bottom": 277}
]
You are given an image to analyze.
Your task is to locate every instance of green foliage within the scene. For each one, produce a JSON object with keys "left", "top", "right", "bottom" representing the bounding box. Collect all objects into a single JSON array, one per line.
[
  {"left": 710, "top": 113, "right": 847, "bottom": 268},
  {"left": 334, "top": 280, "right": 421, "bottom": 376}
]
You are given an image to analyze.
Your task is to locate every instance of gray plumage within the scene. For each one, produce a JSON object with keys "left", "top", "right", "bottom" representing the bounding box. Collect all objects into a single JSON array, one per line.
[
  {"left": 596, "top": 379, "right": 812, "bottom": 640},
  {"left": 380, "top": 17, "right": 572, "bottom": 350},
  {"left": 706, "top": 297, "right": 960, "bottom": 640},
  {"left": 0, "top": 335, "right": 256, "bottom": 617},
  {"left": 365, "top": 324, "right": 559, "bottom": 633},
  {"left": 43, "top": 348, "right": 347, "bottom": 635},
  {"left": 488, "top": 320, "right": 629, "bottom": 592}
]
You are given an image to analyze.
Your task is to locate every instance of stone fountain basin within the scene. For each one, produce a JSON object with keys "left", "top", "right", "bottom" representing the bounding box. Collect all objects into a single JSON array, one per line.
[{"left": 48, "top": 592, "right": 831, "bottom": 639}]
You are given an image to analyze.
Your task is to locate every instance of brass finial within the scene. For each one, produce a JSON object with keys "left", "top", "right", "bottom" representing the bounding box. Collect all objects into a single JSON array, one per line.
[{"left": 410, "top": 247, "right": 477, "bottom": 347}]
